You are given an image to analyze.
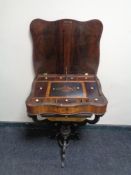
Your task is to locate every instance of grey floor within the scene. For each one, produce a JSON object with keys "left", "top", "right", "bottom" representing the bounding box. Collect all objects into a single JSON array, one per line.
[{"left": 0, "top": 123, "right": 131, "bottom": 175}]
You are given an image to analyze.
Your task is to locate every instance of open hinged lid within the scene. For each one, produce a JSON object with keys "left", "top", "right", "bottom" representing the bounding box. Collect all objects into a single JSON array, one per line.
[{"left": 30, "top": 19, "right": 103, "bottom": 75}]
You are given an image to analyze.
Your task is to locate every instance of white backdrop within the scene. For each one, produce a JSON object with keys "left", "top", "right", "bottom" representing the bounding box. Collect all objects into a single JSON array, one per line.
[{"left": 0, "top": 0, "right": 131, "bottom": 124}]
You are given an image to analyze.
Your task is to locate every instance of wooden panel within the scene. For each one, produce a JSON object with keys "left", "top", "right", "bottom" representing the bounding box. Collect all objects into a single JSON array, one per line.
[
  {"left": 26, "top": 75, "right": 107, "bottom": 116},
  {"left": 30, "top": 19, "right": 103, "bottom": 75}
]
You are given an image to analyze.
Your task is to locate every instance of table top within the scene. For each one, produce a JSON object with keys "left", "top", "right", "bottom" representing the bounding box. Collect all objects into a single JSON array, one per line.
[{"left": 26, "top": 74, "right": 107, "bottom": 116}]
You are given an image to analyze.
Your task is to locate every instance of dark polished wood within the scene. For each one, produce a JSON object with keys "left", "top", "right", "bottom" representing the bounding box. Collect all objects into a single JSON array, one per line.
[
  {"left": 26, "top": 19, "right": 108, "bottom": 167},
  {"left": 30, "top": 19, "right": 103, "bottom": 75},
  {"left": 26, "top": 19, "right": 107, "bottom": 120},
  {"left": 26, "top": 74, "right": 107, "bottom": 116}
]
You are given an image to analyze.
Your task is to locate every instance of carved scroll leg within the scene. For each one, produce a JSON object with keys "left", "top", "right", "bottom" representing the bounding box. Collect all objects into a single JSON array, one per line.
[
  {"left": 31, "top": 115, "right": 38, "bottom": 122},
  {"left": 29, "top": 115, "right": 50, "bottom": 123},
  {"left": 86, "top": 115, "right": 102, "bottom": 124},
  {"left": 61, "top": 139, "right": 68, "bottom": 168},
  {"left": 57, "top": 125, "right": 71, "bottom": 168}
]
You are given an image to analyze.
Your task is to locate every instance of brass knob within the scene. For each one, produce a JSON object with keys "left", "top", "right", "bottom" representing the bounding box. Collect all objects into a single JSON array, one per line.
[
  {"left": 65, "top": 99, "right": 68, "bottom": 102},
  {"left": 35, "top": 98, "right": 39, "bottom": 102}
]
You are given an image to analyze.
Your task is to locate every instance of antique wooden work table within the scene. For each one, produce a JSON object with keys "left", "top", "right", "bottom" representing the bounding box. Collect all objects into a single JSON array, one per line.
[{"left": 26, "top": 19, "right": 108, "bottom": 167}]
